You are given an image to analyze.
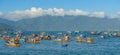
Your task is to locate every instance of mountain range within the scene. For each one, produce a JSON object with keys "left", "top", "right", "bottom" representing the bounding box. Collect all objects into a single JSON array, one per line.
[
  {"left": 0, "top": 18, "right": 15, "bottom": 31},
  {"left": 0, "top": 15, "right": 120, "bottom": 31}
]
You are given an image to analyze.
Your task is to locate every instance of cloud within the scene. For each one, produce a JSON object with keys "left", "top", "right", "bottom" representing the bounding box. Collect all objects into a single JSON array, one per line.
[
  {"left": 3, "top": 7, "right": 45, "bottom": 21},
  {"left": 1, "top": 7, "right": 107, "bottom": 21},
  {"left": 89, "top": 12, "right": 105, "bottom": 18},
  {"left": 109, "top": 12, "right": 120, "bottom": 19},
  {"left": 3, "top": 7, "right": 91, "bottom": 21},
  {"left": 66, "top": 9, "right": 89, "bottom": 16},
  {"left": 46, "top": 8, "right": 65, "bottom": 16},
  {"left": 3, "top": 7, "right": 66, "bottom": 21}
]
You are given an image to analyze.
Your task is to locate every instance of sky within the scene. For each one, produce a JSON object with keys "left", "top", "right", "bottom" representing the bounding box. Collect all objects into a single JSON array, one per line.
[
  {"left": 0, "top": 0, "right": 120, "bottom": 21},
  {"left": 0, "top": 0, "right": 120, "bottom": 13}
]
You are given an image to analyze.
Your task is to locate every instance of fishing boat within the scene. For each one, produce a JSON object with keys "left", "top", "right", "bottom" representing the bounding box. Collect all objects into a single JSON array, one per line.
[
  {"left": 83, "top": 37, "right": 95, "bottom": 44},
  {"left": 54, "top": 36, "right": 71, "bottom": 43},
  {"left": 6, "top": 43, "right": 20, "bottom": 47},
  {"left": 24, "top": 36, "right": 41, "bottom": 44},
  {"left": 54, "top": 39, "right": 70, "bottom": 43},
  {"left": 90, "top": 31, "right": 101, "bottom": 35},
  {"left": 76, "top": 36, "right": 83, "bottom": 42},
  {"left": 116, "top": 32, "right": 120, "bottom": 37},
  {"left": 6, "top": 39, "right": 20, "bottom": 47},
  {"left": 25, "top": 39, "right": 40, "bottom": 44},
  {"left": 76, "top": 36, "right": 95, "bottom": 44}
]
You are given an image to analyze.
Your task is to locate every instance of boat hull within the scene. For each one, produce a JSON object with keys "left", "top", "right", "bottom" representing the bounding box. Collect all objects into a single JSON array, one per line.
[
  {"left": 6, "top": 43, "right": 20, "bottom": 47},
  {"left": 54, "top": 39, "right": 70, "bottom": 43}
]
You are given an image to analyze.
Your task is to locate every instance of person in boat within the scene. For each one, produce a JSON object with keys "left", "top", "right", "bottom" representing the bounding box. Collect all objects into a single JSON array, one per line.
[
  {"left": 24, "top": 36, "right": 40, "bottom": 44},
  {"left": 82, "top": 34, "right": 86, "bottom": 38},
  {"left": 34, "top": 36, "right": 42, "bottom": 41},
  {"left": 14, "top": 39, "right": 20, "bottom": 44},
  {"left": 63, "top": 35, "right": 71, "bottom": 42},
  {"left": 6, "top": 37, "right": 15, "bottom": 44},
  {"left": 39, "top": 35, "right": 44, "bottom": 40},
  {"left": 24, "top": 36, "right": 33, "bottom": 43},
  {"left": 76, "top": 36, "right": 83, "bottom": 42},
  {"left": 0, "top": 34, "right": 3, "bottom": 38},
  {"left": 54, "top": 35, "right": 70, "bottom": 42},
  {"left": 9, "top": 37, "right": 15, "bottom": 42},
  {"left": 1, "top": 35, "right": 9, "bottom": 41},
  {"left": 6, "top": 38, "right": 20, "bottom": 47},
  {"left": 64, "top": 36, "right": 68, "bottom": 40},
  {"left": 44, "top": 35, "right": 51, "bottom": 40},
  {"left": 24, "top": 36, "right": 28, "bottom": 42},
  {"left": 30, "top": 34, "right": 37, "bottom": 38},
  {"left": 16, "top": 34, "right": 22, "bottom": 40}
]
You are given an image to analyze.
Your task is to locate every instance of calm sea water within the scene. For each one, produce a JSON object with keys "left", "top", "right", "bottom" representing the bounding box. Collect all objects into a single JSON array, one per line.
[{"left": 0, "top": 31, "right": 120, "bottom": 55}]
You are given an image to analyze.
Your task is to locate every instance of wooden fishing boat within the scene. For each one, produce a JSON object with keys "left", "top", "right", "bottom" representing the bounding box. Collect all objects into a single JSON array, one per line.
[
  {"left": 54, "top": 39, "right": 70, "bottom": 43},
  {"left": 6, "top": 39, "right": 20, "bottom": 47},
  {"left": 90, "top": 31, "right": 101, "bottom": 35},
  {"left": 76, "top": 36, "right": 95, "bottom": 44},
  {"left": 83, "top": 37, "right": 95, "bottom": 44},
  {"left": 6, "top": 43, "right": 20, "bottom": 47},
  {"left": 54, "top": 36, "right": 71, "bottom": 43},
  {"left": 76, "top": 36, "right": 83, "bottom": 42},
  {"left": 26, "top": 39, "right": 40, "bottom": 44}
]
